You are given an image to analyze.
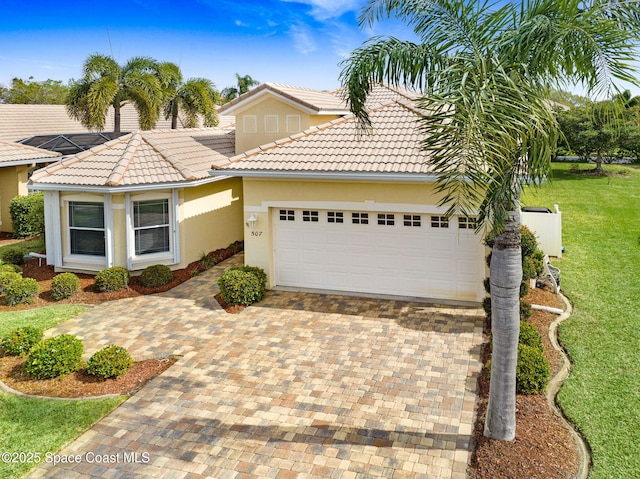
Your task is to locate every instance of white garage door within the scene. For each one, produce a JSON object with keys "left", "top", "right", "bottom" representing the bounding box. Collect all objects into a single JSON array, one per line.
[{"left": 273, "top": 208, "right": 485, "bottom": 302}]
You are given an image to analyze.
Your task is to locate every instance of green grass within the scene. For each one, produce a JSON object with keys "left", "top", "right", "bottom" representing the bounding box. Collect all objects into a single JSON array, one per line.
[
  {"left": 0, "top": 394, "right": 125, "bottom": 479},
  {"left": 0, "top": 305, "right": 125, "bottom": 479},
  {"left": 522, "top": 162, "right": 640, "bottom": 479},
  {"left": 0, "top": 237, "right": 45, "bottom": 259},
  {"left": 0, "top": 305, "right": 86, "bottom": 337}
]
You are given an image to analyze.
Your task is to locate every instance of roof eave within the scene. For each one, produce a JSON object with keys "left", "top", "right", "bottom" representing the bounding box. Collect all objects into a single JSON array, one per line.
[
  {"left": 211, "top": 169, "right": 439, "bottom": 183},
  {"left": 27, "top": 174, "right": 233, "bottom": 194},
  {"left": 0, "top": 157, "right": 61, "bottom": 167}
]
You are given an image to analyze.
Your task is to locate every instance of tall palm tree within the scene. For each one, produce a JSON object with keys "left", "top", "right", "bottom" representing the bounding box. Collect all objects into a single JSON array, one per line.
[
  {"left": 66, "top": 54, "right": 163, "bottom": 134},
  {"left": 157, "top": 62, "right": 221, "bottom": 129},
  {"left": 220, "top": 73, "right": 260, "bottom": 103},
  {"left": 341, "top": 0, "right": 640, "bottom": 440}
]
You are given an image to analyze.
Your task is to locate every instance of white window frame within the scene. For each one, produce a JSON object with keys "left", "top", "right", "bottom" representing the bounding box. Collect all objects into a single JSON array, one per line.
[
  {"left": 430, "top": 215, "right": 449, "bottom": 228},
  {"left": 286, "top": 115, "right": 301, "bottom": 133},
  {"left": 126, "top": 191, "right": 178, "bottom": 270}
]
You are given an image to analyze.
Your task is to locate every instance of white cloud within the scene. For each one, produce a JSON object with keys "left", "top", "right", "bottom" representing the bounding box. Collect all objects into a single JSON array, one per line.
[
  {"left": 281, "top": 0, "right": 363, "bottom": 20},
  {"left": 235, "top": 19, "right": 250, "bottom": 27},
  {"left": 288, "top": 23, "right": 317, "bottom": 54}
]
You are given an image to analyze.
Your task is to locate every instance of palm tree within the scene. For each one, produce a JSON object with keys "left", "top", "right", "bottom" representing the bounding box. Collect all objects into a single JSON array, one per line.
[
  {"left": 66, "top": 54, "right": 163, "bottom": 134},
  {"left": 341, "top": 0, "right": 640, "bottom": 440},
  {"left": 220, "top": 73, "right": 260, "bottom": 103},
  {"left": 157, "top": 62, "right": 221, "bottom": 129}
]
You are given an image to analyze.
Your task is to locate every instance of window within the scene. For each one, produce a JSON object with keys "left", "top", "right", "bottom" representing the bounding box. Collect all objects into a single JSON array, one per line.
[
  {"left": 327, "top": 211, "right": 343, "bottom": 223},
  {"left": 264, "top": 115, "right": 279, "bottom": 133},
  {"left": 352, "top": 212, "right": 369, "bottom": 224},
  {"left": 133, "top": 199, "right": 170, "bottom": 255},
  {"left": 404, "top": 215, "right": 421, "bottom": 227},
  {"left": 459, "top": 217, "right": 478, "bottom": 230},
  {"left": 378, "top": 213, "right": 395, "bottom": 225},
  {"left": 279, "top": 209, "right": 295, "bottom": 221},
  {"left": 431, "top": 216, "right": 449, "bottom": 228},
  {"left": 303, "top": 210, "right": 319, "bottom": 222},
  {"left": 69, "top": 202, "right": 105, "bottom": 256},
  {"left": 243, "top": 115, "right": 257, "bottom": 133},
  {"left": 286, "top": 115, "right": 301, "bottom": 133}
]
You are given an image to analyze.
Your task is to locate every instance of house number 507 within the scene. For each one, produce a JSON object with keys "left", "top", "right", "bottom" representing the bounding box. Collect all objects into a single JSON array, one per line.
[{"left": 251, "top": 231, "right": 263, "bottom": 236}]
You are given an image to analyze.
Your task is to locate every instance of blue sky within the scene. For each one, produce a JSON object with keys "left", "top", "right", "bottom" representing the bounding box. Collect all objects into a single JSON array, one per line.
[
  {"left": 0, "top": 0, "right": 415, "bottom": 92},
  {"left": 0, "top": 0, "right": 638, "bottom": 96}
]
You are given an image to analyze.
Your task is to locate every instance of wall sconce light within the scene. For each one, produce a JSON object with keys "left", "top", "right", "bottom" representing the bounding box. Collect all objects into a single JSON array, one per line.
[{"left": 246, "top": 213, "right": 258, "bottom": 228}]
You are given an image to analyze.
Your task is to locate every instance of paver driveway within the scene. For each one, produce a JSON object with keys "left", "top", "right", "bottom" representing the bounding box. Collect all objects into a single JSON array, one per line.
[{"left": 26, "top": 256, "right": 484, "bottom": 479}]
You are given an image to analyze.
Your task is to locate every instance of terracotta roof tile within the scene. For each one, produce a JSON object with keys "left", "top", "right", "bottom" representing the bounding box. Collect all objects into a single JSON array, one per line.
[{"left": 0, "top": 141, "right": 61, "bottom": 164}]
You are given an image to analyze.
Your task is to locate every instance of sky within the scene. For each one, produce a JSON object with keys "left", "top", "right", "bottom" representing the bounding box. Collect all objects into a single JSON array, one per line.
[
  {"left": 0, "top": 0, "right": 416, "bottom": 92},
  {"left": 0, "top": 0, "right": 638, "bottom": 96}
]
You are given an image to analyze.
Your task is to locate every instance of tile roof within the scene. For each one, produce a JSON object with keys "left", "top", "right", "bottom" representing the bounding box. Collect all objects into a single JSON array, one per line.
[
  {"left": 0, "top": 103, "right": 228, "bottom": 142},
  {"left": 30, "top": 128, "right": 235, "bottom": 187},
  {"left": 222, "top": 99, "right": 433, "bottom": 175},
  {"left": 0, "top": 140, "right": 61, "bottom": 165}
]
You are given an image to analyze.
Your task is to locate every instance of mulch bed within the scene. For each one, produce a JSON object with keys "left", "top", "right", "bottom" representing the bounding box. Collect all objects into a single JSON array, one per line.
[{"left": 467, "top": 287, "right": 580, "bottom": 479}]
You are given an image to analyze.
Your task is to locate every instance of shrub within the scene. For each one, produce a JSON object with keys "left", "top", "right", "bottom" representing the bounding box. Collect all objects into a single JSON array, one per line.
[
  {"left": 139, "top": 264, "right": 173, "bottom": 288},
  {"left": 531, "top": 249, "right": 546, "bottom": 277},
  {"left": 218, "top": 269, "right": 264, "bottom": 306},
  {"left": 483, "top": 277, "right": 491, "bottom": 294},
  {"left": 0, "top": 248, "right": 25, "bottom": 265},
  {"left": 0, "top": 263, "right": 22, "bottom": 274},
  {"left": 51, "top": 272, "right": 80, "bottom": 300},
  {"left": 86, "top": 345, "right": 134, "bottom": 380},
  {"left": 0, "top": 326, "right": 43, "bottom": 357},
  {"left": 23, "top": 334, "right": 84, "bottom": 379},
  {"left": 95, "top": 267, "right": 130, "bottom": 292},
  {"left": 4, "top": 277, "right": 39, "bottom": 306},
  {"left": 520, "top": 226, "right": 539, "bottom": 258},
  {"left": 522, "top": 256, "right": 537, "bottom": 281},
  {"left": 0, "top": 271, "right": 22, "bottom": 294},
  {"left": 520, "top": 300, "right": 532, "bottom": 321},
  {"left": 230, "top": 265, "right": 267, "bottom": 290},
  {"left": 519, "top": 321, "right": 543, "bottom": 350},
  {"left": 516, "top": 343, "right": 550, "bottom": 394},
  {"left": 520, "top": 281, "right": 529, "bottom": 298},
  {"left": 482, "top": 296, "right": 492, "bottom": 318},
  {"left": 9, "top": 193, "right": 45, "bottom": 238}
]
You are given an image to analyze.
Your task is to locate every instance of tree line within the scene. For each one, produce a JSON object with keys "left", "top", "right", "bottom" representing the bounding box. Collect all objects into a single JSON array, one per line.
[{"left": 0, "top": 59, "right": 259, "bottom": 133}]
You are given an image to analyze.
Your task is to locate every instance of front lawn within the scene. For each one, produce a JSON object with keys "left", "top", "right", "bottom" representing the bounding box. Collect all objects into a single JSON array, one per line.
[
  {"left": 0, "top": 305, "right": 125, "bottom": 479},
  {"left": 0, "top": 237, "right": 45, "bottom": 259},
  {"left": 522, "top": 162, "right": 640, "bottom": 479}
]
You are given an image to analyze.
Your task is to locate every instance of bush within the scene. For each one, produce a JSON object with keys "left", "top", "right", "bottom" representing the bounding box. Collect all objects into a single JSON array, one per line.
[
  {"left": 51, "top": 272, "right": 80, "bottom": 300},
  {"left": 139, "top": 264, "right": 173, "bottom": 288},
  {"left": 531, "top": 249, "right": 546, "bottom": 277},
  {"left": 516, "top": 343, "right": 550, "bottom": 394},
  {"left": 520, "top": 281, "right": 530, "bottom": 298},
  {"left": 0, "top": 263, "right": 22, "bottom": 274},
  {"left": 520, "top": 226, "right": 539, "bottom": 258},
  {"left": 218, "top": 269, "right": 264, "bottom": 306},
  {"left": 9, "top": 193, "right": 45, "bottom": 238},
  {"left": 519, "top": 321, "right": 543, "bottom": 350},
  {"left": 520, "top": 300, "right": 532, "bottom": 321},
  {"left": 229, "top": 265, "right": 267, "bottom": 290},
  {"left": 0, "top": 326, "right": 43, "bottom": 357},
  {"left": 0, "top": 271, "right": 22, "bottom": 295},
  {"left": 4, "top": 277, "right": 39, "bottom": 306},
  {"left": 482, "top": 296, "right": 492, "bottom": 318},
  {"left": 86, "top": 345, "right": 134, "bottom": 380},
  {"left": 23, "top": 334, "right": 84, "bottom": 379},
  {"left": 0, "top": 248, "right": 25, "bottom": 265},
  {"left": 95, "top": 267, "right": 130, "bottom": 292}
]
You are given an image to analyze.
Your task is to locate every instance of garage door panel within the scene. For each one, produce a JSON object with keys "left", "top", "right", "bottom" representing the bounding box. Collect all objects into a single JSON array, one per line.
[{"left": 273, "top": 208, "right": 484, "bottom": 301}]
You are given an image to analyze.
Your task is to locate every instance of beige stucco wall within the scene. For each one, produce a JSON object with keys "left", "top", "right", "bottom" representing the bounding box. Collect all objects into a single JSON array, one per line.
[
  {"left": 53, "top": 178, "right": 244, "bottom": 273},
  {"left": 242, "top": 178, "right": 451, "bottom": 287},
  {"left": 233, "top": 96, "right": 341, "bottom": 153},
  {"left": 0, "top": 166, "right": 29, "bottom": 233}
]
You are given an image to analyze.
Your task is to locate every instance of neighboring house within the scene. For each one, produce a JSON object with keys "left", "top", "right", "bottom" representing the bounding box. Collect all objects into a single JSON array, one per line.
[
  {"left": 28, "top": 129, "right": 242, "bottom": 273},
  {"left": 0, "top": 141, "right": 61, "bottom": 233},
  {"left": 217, "top": 84, "right": 487, "bottom": 303}
]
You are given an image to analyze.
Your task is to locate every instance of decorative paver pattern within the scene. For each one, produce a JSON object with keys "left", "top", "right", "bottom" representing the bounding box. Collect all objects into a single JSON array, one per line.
[{"left": 26, "top": 255, "right": 484, "bottom": 479}]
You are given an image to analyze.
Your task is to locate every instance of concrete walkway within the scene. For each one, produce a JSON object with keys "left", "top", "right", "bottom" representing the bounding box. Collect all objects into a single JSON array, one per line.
[{"left": 26, "top": 255, "right": 484, "bottom": 479}]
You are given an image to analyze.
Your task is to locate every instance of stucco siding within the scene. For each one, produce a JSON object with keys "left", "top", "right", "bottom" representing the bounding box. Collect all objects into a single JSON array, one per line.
[{"left": 0, "top": 166, "right": 28, "bottom": 233}]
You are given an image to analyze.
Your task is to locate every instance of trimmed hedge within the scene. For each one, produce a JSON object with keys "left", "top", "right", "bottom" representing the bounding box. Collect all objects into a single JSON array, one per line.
[
  {"left": 86, "top": 345, "right": 134, "bottom": 380},
  {"left": 4, "top": 277, "right": 39, "bottom": 305},
  {"left": 0, "top": 262, "right": 22, "bottom": 274},
  {"left": 516, "top": 343, "right": 550, "bottom": 394},
  {"left": 9, "top": 193, "right": 44, "bottom": 238},
  {"left": 51, "top": 272, "right": 80, "bottom": 300},
  {"left": 139, "top": 264, "right": 173, "bottom": 288},
  {"left": 0, "top": 326, "right": 43, "bottom": 357},
  {"left": 0, "top": 271, "right": 22, "bottom": 295},
  {"left": 519, "top": 321, "right": 544, "bottom": 351},
  {"left": 95, "top": 267, "right": 130, "bottom": 292},
  {"left": 0, "top": 248, "right": 25, "bottom": 266},
  {"left": 218, "top": 268, "right": 265, "bottom": 306},
  {"left": 23, "top": 334, "right": 84, "bottom": 379}
]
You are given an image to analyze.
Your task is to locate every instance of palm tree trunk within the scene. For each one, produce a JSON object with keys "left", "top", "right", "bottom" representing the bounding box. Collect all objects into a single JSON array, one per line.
[
  {"left": 484, "top": 207, "right": 522, "bottom": 440},
  {"left": 171, "top": 113, "right": 178, "bottom": 130},
  {"left": 114, "top": 104, "right": 121, "bottom": 135}
]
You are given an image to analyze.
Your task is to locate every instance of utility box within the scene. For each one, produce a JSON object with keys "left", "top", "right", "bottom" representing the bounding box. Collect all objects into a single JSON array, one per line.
[{"left": 521, "top": 204, "right": 563, "bottom": 258}]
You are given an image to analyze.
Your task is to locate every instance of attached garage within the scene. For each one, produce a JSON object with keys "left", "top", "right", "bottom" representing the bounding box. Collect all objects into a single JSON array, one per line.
[{"left": 272, "top": 208, "right": 485, "bottom": 302}]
